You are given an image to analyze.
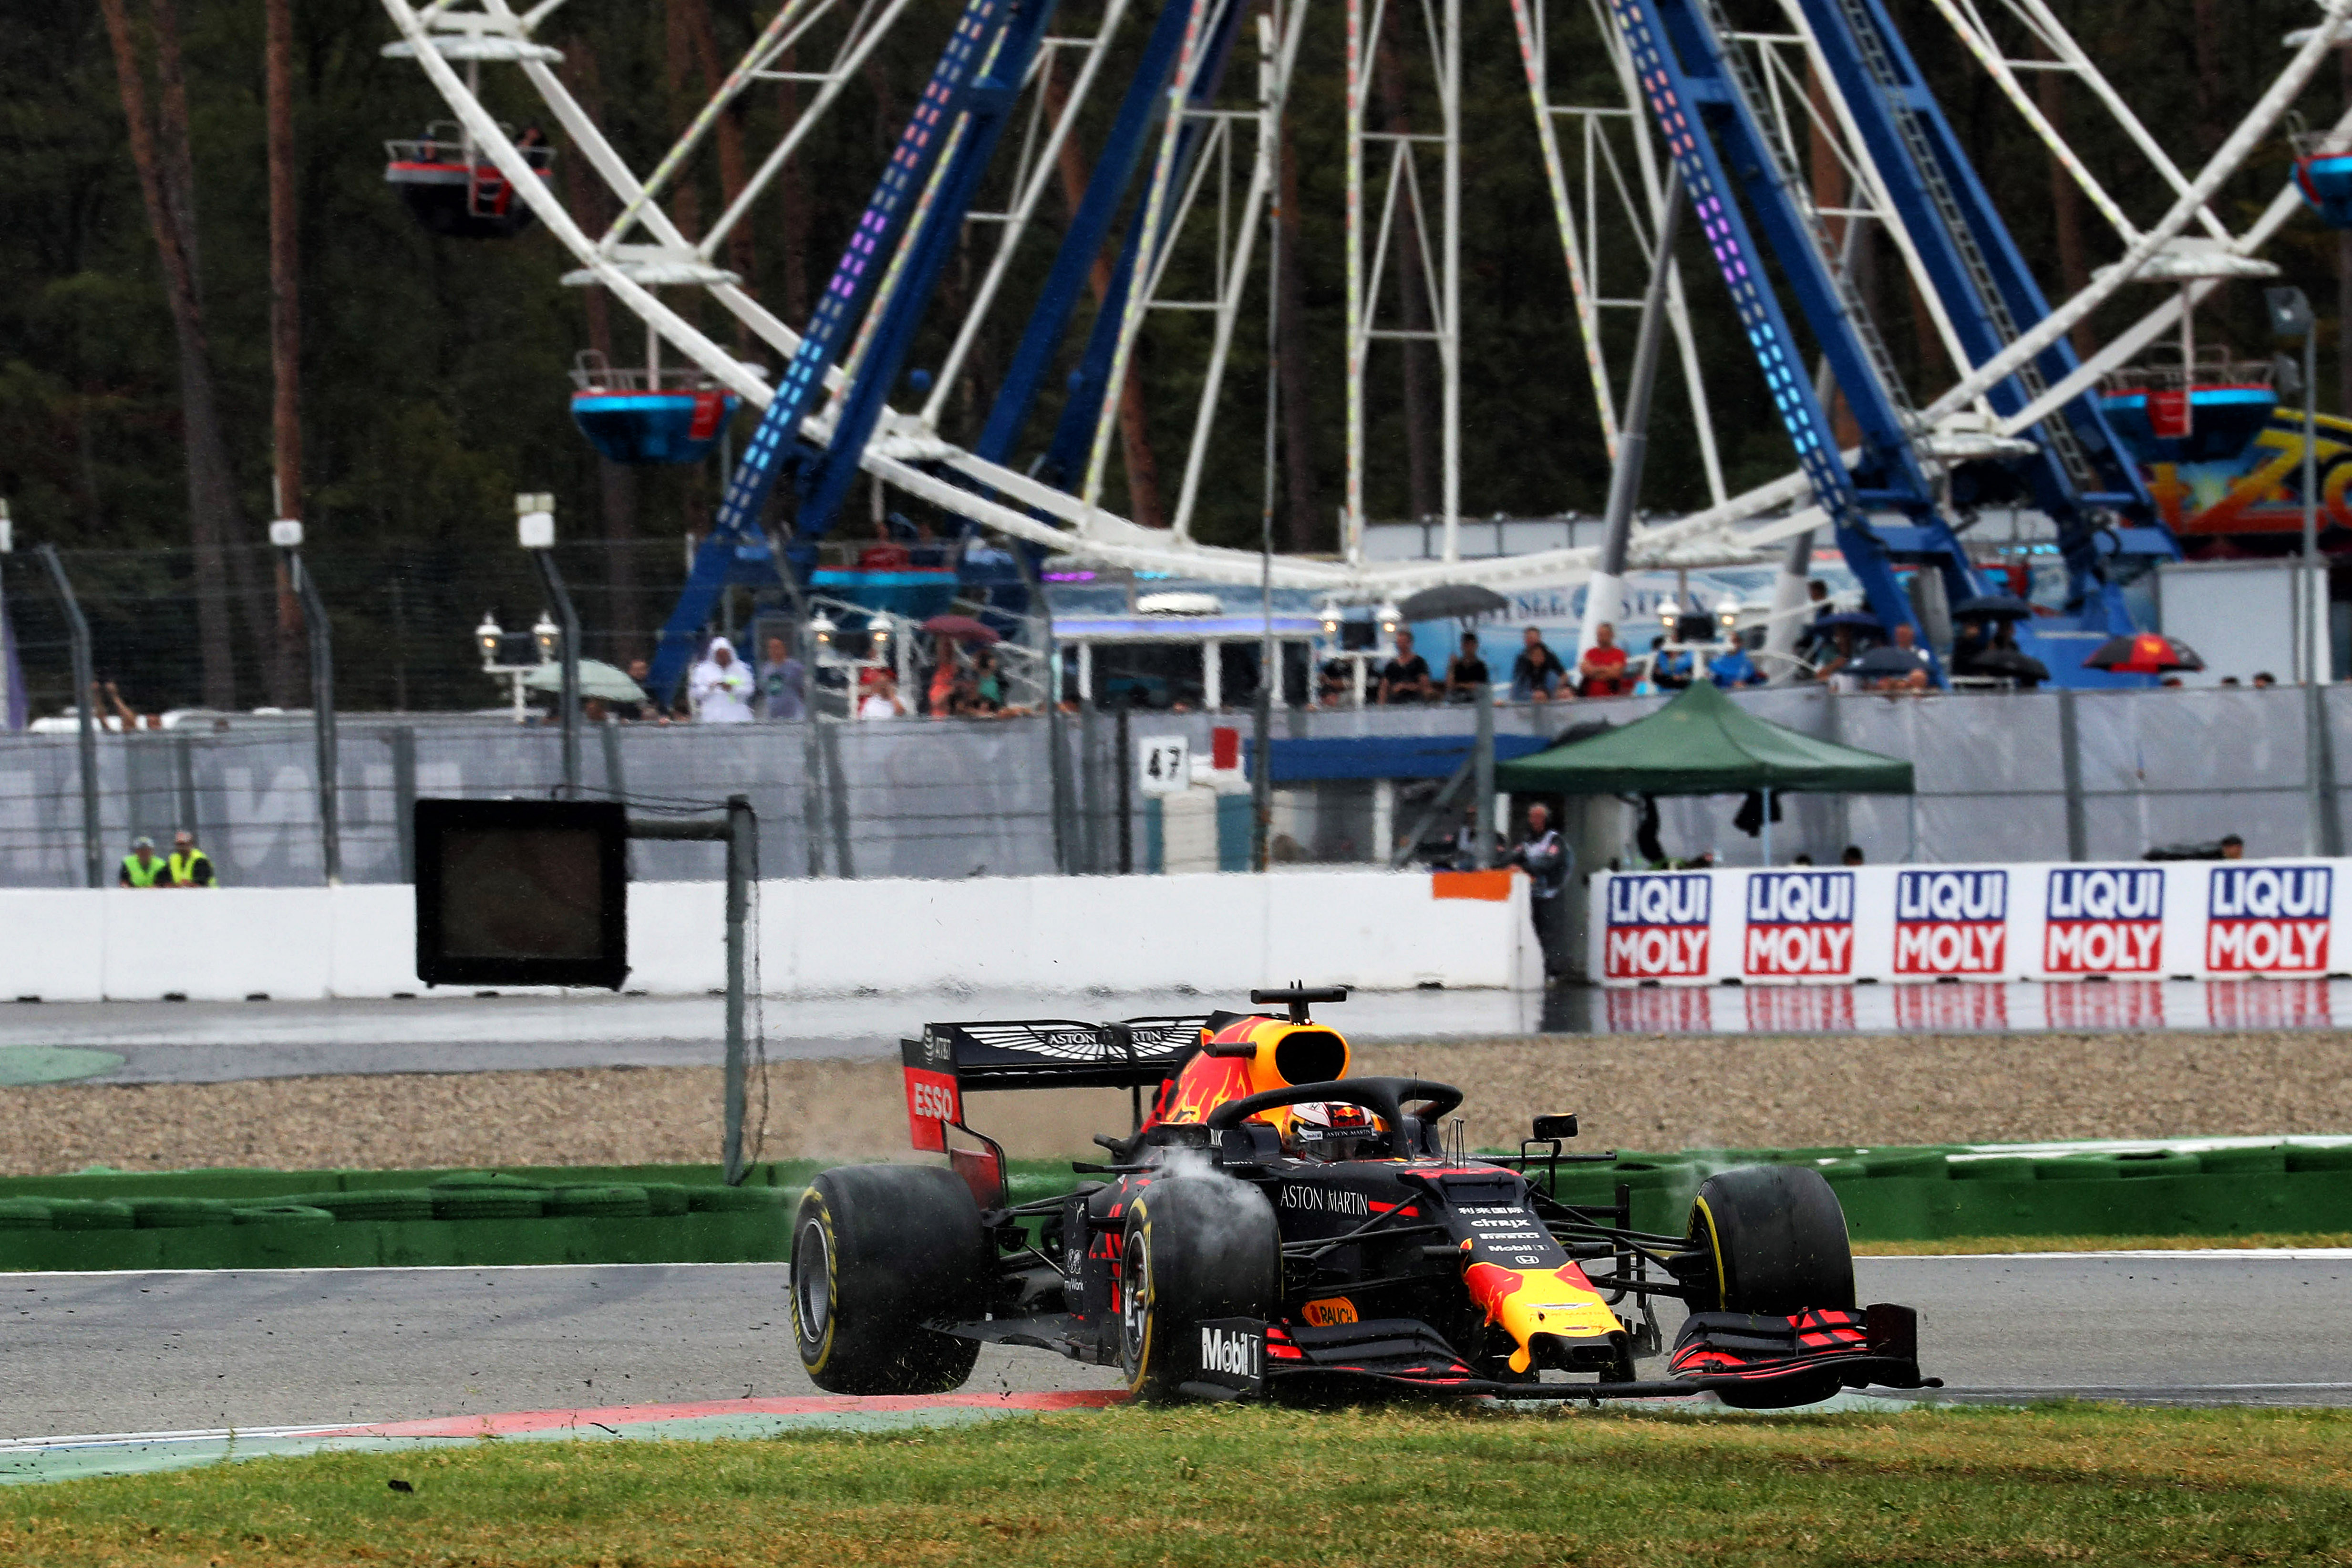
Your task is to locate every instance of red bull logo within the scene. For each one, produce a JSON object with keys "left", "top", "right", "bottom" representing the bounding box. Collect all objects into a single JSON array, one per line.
[
  {"left": 2045, "top": 867, "right": 2164, "bottom": 974},
  {"left": 1603, "top": 874, "right": 1711, "bottom": 980},
  {"left": 1894, "top": 870, "right": 2008, "bottom": 975},
  {"left": 1742, "top": 870, "right": 1855, "bottom": 977},
  {"left": 2207, "top": 866, "right": 2331, "bottom": 973}
]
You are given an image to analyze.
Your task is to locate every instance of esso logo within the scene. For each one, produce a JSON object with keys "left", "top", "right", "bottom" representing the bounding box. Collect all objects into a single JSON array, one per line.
[
  {"left": 1894, "top": 870, "right": 2007, "bottom": 975},
  {"left": 2044, "top": 867, "right": 2164, "bottom": 974},
  {"left": 909, "top": 1079, "right": 956, "bottom": 1120},
  {"left": 1742, "top": 870, "right": 1854, "bottom": 977},
  {"left": 2208, "top": 866, "right": 2331, "bottom": 972}
]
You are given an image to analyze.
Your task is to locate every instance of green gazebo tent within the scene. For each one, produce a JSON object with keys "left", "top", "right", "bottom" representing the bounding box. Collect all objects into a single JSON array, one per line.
[{"left": 1495, "top": 681, "right": 1914, "bottom": 797}]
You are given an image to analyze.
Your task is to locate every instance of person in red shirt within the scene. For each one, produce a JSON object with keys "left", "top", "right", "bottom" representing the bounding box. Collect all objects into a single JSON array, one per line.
[{"left": 1578, "top": 622, "right": 1630, "bottom": 697}]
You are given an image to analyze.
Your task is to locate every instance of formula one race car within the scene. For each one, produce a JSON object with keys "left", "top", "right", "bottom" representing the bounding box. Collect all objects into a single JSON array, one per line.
[{"left": 789, "top": 987, "right": 1936, "bottom": 1406}]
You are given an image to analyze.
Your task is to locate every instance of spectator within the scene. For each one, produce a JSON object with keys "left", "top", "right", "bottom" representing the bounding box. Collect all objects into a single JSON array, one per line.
[
  {"left": 859, "top": 672, "right": 909, "bottom": 719},
  {"left": 1950, "top": 616, "right": 1992, "bottom": 675},
  {"left": 972, "top": 647, "right": 1005, "bottom": 711},
  {"left": 689, "top": 637, "right": 755, "bottom": 722},
  {"left": 1577, "top": 623, "right": 1630, "bottom": 697},
  {"left": 926, "top": 639, "right": 961, "bottom": 717},
  {"left": 617, "top": 657, "right": 667, "bottom": 723},
  {"left": 2220, "top": 833, "right": 2245, "bottom": 859},
  {"left": 1791, "top": 852, "right": 1814, "bottom": 866},
  {"left": 1317, "top": 659, "right": 1353, "bottom": 707},
  {"left": 1511, "top": 627, "right": 1567, "bottom": 702},
  {"left": 2160, "top": 676, "right": 2184, "bottom": 688},
  {"left": 168, "top": 831, "right": 215, "bottom": 889},
  {"left": 118, "top": 836, "right": 173, "bottom": 888},
  {"left": 758, "top": 635, "right": 806, "bottom": 721},
  {"left": 1651, "top": 622, "right": 1698, "bottom": 691},
  {"left": 1706, "top": 640, "right": 1766, "bottom": 688},
  {"left": 2253, "top": 671, "right": 2277, "bottom": 688},
  {"left": 1872, "top": 623, "right": 1933, "bottom": 692},
  {"left": 1812, "top": 622, "right": 1862, "bottom": 687},
  {"left": 1841, "top": 844, "right": 1864, "bottom": 866},
  {"left": 1378, "top": 629, "right": 1436, "bottom": 704},
  {"left": 1444, "top": 633, "right": 1490, "bottom": 701},
  {"left": 1509, "top": 802, "right": 1570, "bottom": 978},
  {"left": 2221, "top": 676, "right": 2242, "bottom": 687}
]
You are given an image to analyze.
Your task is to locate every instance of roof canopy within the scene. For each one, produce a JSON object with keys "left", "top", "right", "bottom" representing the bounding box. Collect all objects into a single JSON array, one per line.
[{"left": 1495, "top": 681, "right": 1914, "bottom": 796}]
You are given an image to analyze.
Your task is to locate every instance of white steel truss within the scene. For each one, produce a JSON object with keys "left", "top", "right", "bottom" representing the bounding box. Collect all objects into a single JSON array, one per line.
[{"left": 382, "top": 0, "right": 2352, "bottom": 596}]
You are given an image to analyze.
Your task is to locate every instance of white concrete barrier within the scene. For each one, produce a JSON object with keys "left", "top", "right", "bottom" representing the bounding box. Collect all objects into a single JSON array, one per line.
[{"left": 0, "top": 869, "right": 1540, "bottom": 1001}]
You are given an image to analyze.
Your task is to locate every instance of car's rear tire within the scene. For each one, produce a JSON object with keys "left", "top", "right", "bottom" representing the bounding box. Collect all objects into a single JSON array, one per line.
[
  {"left": 1684, "top": 1165, "right": 1855, "bottom": 1317},
  {"left": 1118, "top": 1176, "right": 1279, "bottom": 1400},
  {"left": 791, "top": 1165, "right": 988, "bottom": 1394}
]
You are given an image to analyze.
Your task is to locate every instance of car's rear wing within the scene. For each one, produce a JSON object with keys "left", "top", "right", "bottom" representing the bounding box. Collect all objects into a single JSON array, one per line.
[{"left": 900, "top": 1015, "right": 1229, "bottom": 1153}]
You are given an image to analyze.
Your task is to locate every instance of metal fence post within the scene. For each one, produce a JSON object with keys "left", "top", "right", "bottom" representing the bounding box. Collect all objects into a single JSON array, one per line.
[
  {"left": 2057, "top": 687, "right": 2087, "bottom": 862},
  {"left": 288, "top": 551, "right": 340, "bottom": 884},
  {"left": 1114, "top": 699, "right": 1134, "bottom": 875},
  {"left": 1473, "top": 685, "right": 1495, "bottom": 867},
  {"left": 2309, "top": 679, "right": 2342, "bottom": 856},
  {"left": 37, "top": 545, "right": 102, "bottom": 888},
  {"left": 722, "top": 792, "right": 755, "bottom": 1185},
  {"left": 531, "top": 546, "right": 582, "bottom": 797},
  {"left": 386, "top": 727, "right": 417, "bottom": 882}
]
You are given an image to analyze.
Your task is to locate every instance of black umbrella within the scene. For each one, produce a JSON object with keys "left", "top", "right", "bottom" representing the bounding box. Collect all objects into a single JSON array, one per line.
[
  {"left": 1398, "top": 584, "right": 1510, "bottom": 622},
  {"left": 1950, "top": 592, "right": 2036, "bottom": 621},
  {"left": 2084, "top": 632, "right": 2204, "bottom": 673},
  {"left": 1813, "top": 610, "right": 1885, "bottom": 632},
  {"left": 1966, "top": 646, "right": 2050, "bottom": 682},
  {"left": 1851, "top": 646, "right": 1932, "bottom": 678}
]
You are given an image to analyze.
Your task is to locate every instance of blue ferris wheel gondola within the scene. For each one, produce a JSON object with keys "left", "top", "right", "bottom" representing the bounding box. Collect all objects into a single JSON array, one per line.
[
  {"left": 567, "top": 352, "right": 740, "bottom": 465},
  {"left": 2291, "top": 118, "right": 2352, "bottom": 227}
]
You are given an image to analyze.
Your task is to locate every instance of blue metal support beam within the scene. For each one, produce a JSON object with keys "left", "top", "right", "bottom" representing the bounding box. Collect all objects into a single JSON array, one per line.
[
  {"left": 972, "top": 0, "right": 1204, "bottom": 469},
  {"left": 1609, "top": 0, "right": 1981, "bottom": 674},
  {"left": 795, "top": 0, "right": 1065, "bottom": 538},
  {"left": 648, "top": 0, "right": 1030, "bottom": 700},
  {"left": 1794, "top": 0, "right": 2167, "bottom": 633}
]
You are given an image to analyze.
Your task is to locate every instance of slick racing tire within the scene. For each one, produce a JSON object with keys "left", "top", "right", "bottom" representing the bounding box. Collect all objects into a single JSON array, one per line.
[
  {"left": 1684, "top": 1165, "right": 1856, "bottom": 1318},
  {"left": 1118, "top": 1176, "right": 1279, "bottom": 1401},
  {"left": 792, "top": 1165, "right": 988, "bottom": 1395}
]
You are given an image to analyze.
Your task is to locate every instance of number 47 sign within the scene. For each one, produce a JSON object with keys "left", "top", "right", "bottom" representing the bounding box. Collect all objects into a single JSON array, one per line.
[{"left": 1138, "top": 735, "right": 1190, "bottom": 796}]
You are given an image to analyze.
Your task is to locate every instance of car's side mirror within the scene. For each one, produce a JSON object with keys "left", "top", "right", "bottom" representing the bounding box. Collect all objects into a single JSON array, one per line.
[{"left": 1531, "top": 1114, "right": 1578, "bottom": 1142}]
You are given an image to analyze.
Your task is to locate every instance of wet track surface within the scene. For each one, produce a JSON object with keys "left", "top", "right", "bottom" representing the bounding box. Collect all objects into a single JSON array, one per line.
[
  {"left": 5, "top": 1251, "right": 2346, "bottom": 1436},
  {"left": 4, "top": 980, "right": 2347, "bottom": 1085}
]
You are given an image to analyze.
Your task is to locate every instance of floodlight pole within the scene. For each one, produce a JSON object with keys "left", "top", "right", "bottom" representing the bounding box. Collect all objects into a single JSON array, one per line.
[
  {"left": 36, "top": 543, "right": 102, "bottom": 889},
  {"left": 629, "top": 794, "right": 757, "bottom": 1185}
]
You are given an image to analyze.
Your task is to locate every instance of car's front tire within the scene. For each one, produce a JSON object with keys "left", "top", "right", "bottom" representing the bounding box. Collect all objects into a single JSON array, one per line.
[
  {"left": 791, "top": 1165, "right": 988, "bottom": 1394},
  {"left": 1684, "top": 1164, "right": 1856, "bottom": 1316},
  {"left": 1118, "top": 1176, "right": 1279, "bottom": 1400}
]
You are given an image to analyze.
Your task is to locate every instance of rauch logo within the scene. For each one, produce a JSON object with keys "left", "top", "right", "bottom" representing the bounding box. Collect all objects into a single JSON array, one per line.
[
  {"left": 2207, "top": 866, "right": 2331, "bottom": 972},
  {"left": 1742, "top": 870, "right": 1855, "bottom": 977},
  {"left": 1604, "top": 874, "right": 1711, "bottom": 979},
  {"left": 1894, "top": 870, "right": 2008, "bottom": 975},
  {"left": 2044, "top": 867, "right": 2163, "bottom": 974}
]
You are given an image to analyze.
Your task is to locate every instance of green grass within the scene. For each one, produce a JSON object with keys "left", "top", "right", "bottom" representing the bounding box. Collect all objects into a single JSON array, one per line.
[{"left": 5, "top": 1403, "right": 2351, "bottom": 1566}]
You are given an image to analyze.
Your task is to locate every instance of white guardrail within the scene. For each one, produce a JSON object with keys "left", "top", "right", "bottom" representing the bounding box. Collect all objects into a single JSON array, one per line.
[
  {"left": 1589, "top": 859, "right": 2349, "bottom": 986},
  {"left": 0, "top": 869, "right": 1541, "bottom": 1002}
]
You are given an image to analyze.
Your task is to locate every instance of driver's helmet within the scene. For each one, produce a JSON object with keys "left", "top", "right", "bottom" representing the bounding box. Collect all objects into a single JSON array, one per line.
[{"left": 1285, "top": 1101, "right": 1383, "bottom": 1161}]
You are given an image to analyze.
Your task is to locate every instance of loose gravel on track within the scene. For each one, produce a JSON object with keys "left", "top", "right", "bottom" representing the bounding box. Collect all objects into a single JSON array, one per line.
[{"left": 0, "top": 1030, "right": 2345, "bottom": 1175}]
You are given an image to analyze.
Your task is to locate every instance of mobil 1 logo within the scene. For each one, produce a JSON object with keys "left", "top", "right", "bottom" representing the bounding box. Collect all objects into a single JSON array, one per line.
[{"left": 1194, "top": 1318, "right": 1266, "bottom": 1394}]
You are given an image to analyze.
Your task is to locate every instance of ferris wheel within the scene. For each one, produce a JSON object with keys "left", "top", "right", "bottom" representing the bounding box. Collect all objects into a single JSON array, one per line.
[{"left": 380, "top": 0, "right": 2352, "bottom": 668}]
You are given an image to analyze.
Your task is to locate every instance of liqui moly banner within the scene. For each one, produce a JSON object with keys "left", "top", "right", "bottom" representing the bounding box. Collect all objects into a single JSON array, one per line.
[{"left": 1589, "top": 858, "right": 2352, "bottom": 986}]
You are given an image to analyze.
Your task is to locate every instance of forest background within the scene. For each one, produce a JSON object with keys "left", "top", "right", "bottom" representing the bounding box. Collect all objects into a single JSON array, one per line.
[{"left": 0, "top": 0, "right": 2342, "bottom": 712}]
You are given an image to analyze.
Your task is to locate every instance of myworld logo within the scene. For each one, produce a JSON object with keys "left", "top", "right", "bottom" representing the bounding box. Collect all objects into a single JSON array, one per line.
[
  {"left": 1894, "top": 870, "right": 2008, "bottom": 975},
  {"left": 1604, "top": 873, "right": 1711, "bottom": 979},
  {"left": 2044, "top": 867, "right": 2164, "bottom": 974},
  {"left": 1743, "top": 870, "right": 1855, "bottom": 977},
  {"left": 2208, "top": 865, "right": 2331, "bottom": 972}
]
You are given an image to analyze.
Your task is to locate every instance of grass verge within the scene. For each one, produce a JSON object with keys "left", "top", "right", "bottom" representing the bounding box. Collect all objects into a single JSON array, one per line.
[
  {"left": 1854, "top": 1231, "right": 2352, "bottom": 1255},
  {"left": 3, "top": 1402, "right": 2349, "bottom": 1567}
]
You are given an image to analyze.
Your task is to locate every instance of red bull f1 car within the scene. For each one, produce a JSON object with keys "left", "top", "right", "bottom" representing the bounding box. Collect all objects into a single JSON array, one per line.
[{"left": 790, "top": 987, "right": 1936, "bottom": 1406}]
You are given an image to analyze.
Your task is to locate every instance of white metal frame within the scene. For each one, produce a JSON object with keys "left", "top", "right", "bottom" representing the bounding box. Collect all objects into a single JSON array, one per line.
[{"left": 380, "top": 0, "right": 2352, "bottom": 597}]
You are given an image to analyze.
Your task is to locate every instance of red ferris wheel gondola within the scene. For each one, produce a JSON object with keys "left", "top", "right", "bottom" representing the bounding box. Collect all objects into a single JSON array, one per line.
[{"left": 383, "top": 119, "right": 553, "bottom": 240}]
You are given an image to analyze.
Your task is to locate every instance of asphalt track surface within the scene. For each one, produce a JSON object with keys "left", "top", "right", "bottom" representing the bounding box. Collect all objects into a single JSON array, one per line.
[
  {"left": 6, "top": 980, "right": 2347, "bottom": 1085},
  {"left": 4, "top": 1252, "right": 2347, "bottom": 1438}
]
